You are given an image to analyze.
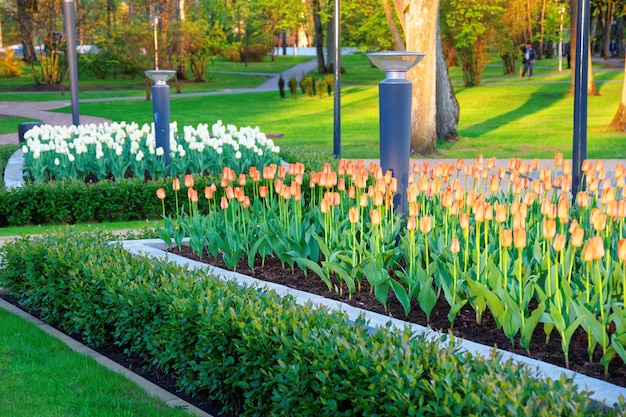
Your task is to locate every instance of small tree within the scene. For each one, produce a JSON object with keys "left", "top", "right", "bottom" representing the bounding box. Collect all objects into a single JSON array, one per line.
[{"left": 446, "top": 0, "right": 503, "bottom": 87}]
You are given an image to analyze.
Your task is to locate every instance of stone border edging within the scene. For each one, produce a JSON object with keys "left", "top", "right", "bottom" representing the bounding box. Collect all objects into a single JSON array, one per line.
[
  {"left": 0, "top": 297, "right": 214, "bottom": 417},
  {"left": 120, "top": 238, "right": 626, "bottom": 407}
]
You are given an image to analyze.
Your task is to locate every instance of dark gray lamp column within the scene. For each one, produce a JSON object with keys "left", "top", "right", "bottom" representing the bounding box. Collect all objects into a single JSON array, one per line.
[{"left": 366, "top": 52, "right": 425, "bottom": 214}]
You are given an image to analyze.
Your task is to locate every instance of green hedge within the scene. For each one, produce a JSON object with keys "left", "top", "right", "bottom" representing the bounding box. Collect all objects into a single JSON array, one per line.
[
  {"left": 0, "top": 144, "right": 330, "bottom": 227},
  {"left": 0, "top": 176, "right": 225, "bottom": 226},
  {"left": 1, "top": 231, "right": 623, "bottom": 416}
]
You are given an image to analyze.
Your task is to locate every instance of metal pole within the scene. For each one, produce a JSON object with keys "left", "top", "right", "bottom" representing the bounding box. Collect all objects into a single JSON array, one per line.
[
  {"left": 380, "top": 78, "right": 412, "bottom": 213},
  {"left": 333, "top": 0, "right": 341, "bottom": 159},
  {"left": 151, "top": 15, "right": 159, "bottom": 70},
  {"left": 572, "top": 0, "right": 590, "bottom": 198},
  {"left": 63, "top": 0, "right": 80, "bottom": 126},
  {"left": 152, "top": 81, "right": 170, "bottom": 167}
]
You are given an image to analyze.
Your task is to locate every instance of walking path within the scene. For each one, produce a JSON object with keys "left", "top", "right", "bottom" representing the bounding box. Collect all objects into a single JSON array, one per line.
[{"left": 0, "top": 59, "right": 319, "bottom": 145}]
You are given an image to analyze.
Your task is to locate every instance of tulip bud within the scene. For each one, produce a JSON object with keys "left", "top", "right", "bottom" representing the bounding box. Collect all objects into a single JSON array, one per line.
[
  {"left": 542, "top": 219, "right": 556, "bottom": 240},
  {"left": 204, "top": 186, "right": 213, "bottom": 200},
  {"left": 188, "top": 188, "right": 198, "bottom": 203},
  {"left": 501, "top": 229, "right": 513, "bottom": 248},
  {"left": 553, "top": 233, "right": 566, "bottom": 252},
  {"left": 349, "top": 206, "right": 359, "bottom": 224},
  {"left": 172, "top": 178, "right": 181, "bottom": 191},
  {"left": 370, "top": 209, "right": 381, "bottom": 226},
  {"left": 450, "top": 237, "right": 460, "bottom": 254},
  {"left": 220, "top": 196, "right": 228, "bottom": 210},
  {"left": 406, "top": 216, "right": 416, "bottom": 232},
  {"left": 156, "top": 188, "right": 166, "bottom": 200},
  {"left": 618, "top": 239, "right": 626, "bottom": 262},
  {"left": 570, "top": 226, "right": 585, "bottom": 248},
  {"left": 459, "top": 213, "right": 470, "bottom": 230},
  {"left": 184, "top": 174, "right": 194, "bottom": 188},
  {"left": 419, "top": 215, "right": 432, "bottom": 234},
  {"left": 513, "top": 227, "right": 527, "bottom": 249}
]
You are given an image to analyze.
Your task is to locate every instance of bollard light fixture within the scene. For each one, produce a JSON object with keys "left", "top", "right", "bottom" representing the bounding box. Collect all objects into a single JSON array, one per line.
[{"left": 366, "top": 51, "right": 425, "bottom": 214}]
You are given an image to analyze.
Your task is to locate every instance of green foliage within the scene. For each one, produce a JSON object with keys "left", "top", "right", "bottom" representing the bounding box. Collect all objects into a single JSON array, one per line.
[
  {"left": 278, "top": 74, "right": 286, "bottom": 98},
  {"left": 0, "top": 49, "right": 23, "bottom": 78},
  {"left": 445, "top": 0, "right": 504, "bottom": 86},
  {"left": 1, "top": 231, "right": 623, "bottom": 416},
  {"left": 288, "top": 74, "right": 298, "bottom": 98}
]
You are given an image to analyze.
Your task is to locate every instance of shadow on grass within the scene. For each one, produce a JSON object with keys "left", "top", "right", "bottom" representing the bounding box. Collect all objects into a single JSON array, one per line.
[{"left": 460, "top": 82, "right": 570, "bottom": 138}]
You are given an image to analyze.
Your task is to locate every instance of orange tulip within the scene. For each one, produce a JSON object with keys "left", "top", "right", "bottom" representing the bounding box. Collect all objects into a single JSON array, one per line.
[
  {"left": 370, "top": 209, "right": 381, "bottom": 226},
  {"left": 406, "top": 216, "right": 416, "bottom": 232},
  {"left": 349, "top": 206, "right": 359, "bottom": 224},
  {"left": 259, "top": 185, "right": 268, "bottom": 198},
  {"left": 204, "top": 186, "right": 213, "bottom": 200},
  {"left": 495, "top": 203, "right": 507, "bottom": 223},
  {"left": 450, "top": 237, "right": 460, "bottom": 254},
  {"left": 220, "top": 196, "right": 228, "bottom": 210},
  {"left": 618, "top": 239, "right": 626, "bottom": 262},
  {"left": 501, "top": 229, "right": 513, "bottom": 248},
  {"left": 542, "top": 219, "right": 556, "bottom": 240},
  {"left": 554, "top": 152, "right": 563, "bottom": 167},
  {"left": 359, "top": 193, "right": 369, "bottom": 208},
  {"left": 570, "top": 225, "right": 585, "bottom": 248},
  {"left": 172, "top": 178, "right": 180, "bottom": 191},
  {"left": 238, "top": 174, "right": 247, "bottom": 186},
  {"left": 459, "top": 213, "right": 470, "bottom": 230},
  {"left": 409, "top": 201, "right": 420, "bottom": 217},
  {"left": 513, "top": 211, "right": 526, "bottom": 230},
  {"left": 225, "top": 186, "right": 235, "bottom": 200},
  {"left": 513, "top": 227, "right": 527, "bottom": 249},
  {"left": 320, "top": 198, "right": 330, "bottom": 214},
  {"left": 562, "top": 161, "right": 572, "bottom": 175},
  {"left": 553, "top": 233, "right": 566, "bottom": 252},
  {"left": 590, "top": 236, "right": 605, "bottom": 260},
  {"left": 576, "top": 191, "right": 589, "bottom": 209},
  {"left": 419, "top": 215, "right": 432, "bottom": 234},
  {"left": 184, "top": 174, "right": 194, "bottom": 188},
  {"left": 188, "top": 188, "right": 198, "bottom": 203},
  {"left": 557, "top": 197, "right": 569, "bottom": 223},
  {"left": 156, "top": 188, "right": 166, "bottom": 200}
]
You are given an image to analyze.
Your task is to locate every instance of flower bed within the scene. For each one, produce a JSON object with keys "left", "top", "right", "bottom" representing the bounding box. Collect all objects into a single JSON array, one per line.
[
  {"left": 20, "top": 120, "right": 281, "bottom": 183},
  {"left": 156, "top": 154, "right": 626, "bottom": 377}
]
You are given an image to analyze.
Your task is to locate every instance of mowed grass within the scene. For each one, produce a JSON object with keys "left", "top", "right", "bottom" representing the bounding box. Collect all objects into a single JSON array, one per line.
[
  {"left": 2, "top": 52, "right": 625, "bottom": 159},
  {"left": 0, "top": 308, "right": 193, "bottom": 417}
]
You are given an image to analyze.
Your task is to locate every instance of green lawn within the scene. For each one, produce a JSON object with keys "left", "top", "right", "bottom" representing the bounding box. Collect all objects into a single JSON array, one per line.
[
  {"left": 2, "top": 52, "right": 625, "bottom": 160},
  {"left": 0, "top": 307, "right": 193, "bottom": 417}
]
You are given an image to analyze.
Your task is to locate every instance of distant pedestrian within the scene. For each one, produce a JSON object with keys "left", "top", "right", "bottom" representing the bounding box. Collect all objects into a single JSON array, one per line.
[{"left": 521, "top": 41, "right": 537, "bottom": 78}]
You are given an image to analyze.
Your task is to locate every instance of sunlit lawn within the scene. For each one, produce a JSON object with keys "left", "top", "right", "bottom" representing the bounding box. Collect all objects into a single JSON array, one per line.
[{"left": 2, "top": 52, "right": 625, "bottom": 159}]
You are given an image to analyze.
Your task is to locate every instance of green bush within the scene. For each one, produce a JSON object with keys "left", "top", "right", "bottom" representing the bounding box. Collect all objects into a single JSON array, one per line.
[
  {"left": 1, "top": 231, "right": 624, "bottom": 416},
  {"left": 0, "top": 175, "right": 223, "bottom": 226},
  {"left": 288, "top": 75, "right": 298, "bottom": 98}
]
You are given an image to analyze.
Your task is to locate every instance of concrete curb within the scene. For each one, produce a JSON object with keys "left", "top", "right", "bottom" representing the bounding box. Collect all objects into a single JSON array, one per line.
[
  {"left": 0, "top": 297, "right": 214, "bottom": 417},
  {"left": 121, "top": 238, "right": 626, "bottom": 408}
]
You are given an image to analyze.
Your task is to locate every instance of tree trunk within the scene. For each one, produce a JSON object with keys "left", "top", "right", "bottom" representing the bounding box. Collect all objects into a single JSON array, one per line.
[
  {"left": 609, "top": 54, "right": 626, "bottom": 130},
  {"left": 436, "top": 18, "right": 459, "bottom": 142},
  {"left": 17, "top": 0, "right": 37, "bottom": 64},
  {"left": 312, "top": 0, "right": 325, "bottom": 73},
  {"left": 382, "top": 0, "right": 405, "bottom": 51},
  {"left": 326, "top": 15, "right": 335, "bottom": 72},
  {"left": 601, "top": 2, "right": 614, "bottom": 59},
  {"left": 538, "top": 0, "right": 547, "bottom": 58},
  {"left": 404, "top": 0, "right": 438, "bottom": 154},
  {"left": 569, "top": 0, "right": 599, "bottom": 97}
]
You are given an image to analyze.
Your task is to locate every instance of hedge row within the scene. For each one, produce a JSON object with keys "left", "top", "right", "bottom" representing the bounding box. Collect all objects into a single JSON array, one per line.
[
  {"left": 1, "top": 231, "right": 623, "bottom": 416},
  {"left": 0, "top": 176, "right": 222, "bottom": 226}
]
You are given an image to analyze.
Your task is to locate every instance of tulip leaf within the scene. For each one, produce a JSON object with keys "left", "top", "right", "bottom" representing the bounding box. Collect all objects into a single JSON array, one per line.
[
  {"left": 390, "top": 279, "right": 411, "bottom": 315},
  {"left": 418, "top": 277, "right": 437, "bottom": 321},
  {"left": 293, "top": 257, "right": 332, "bottom": 291},
  {"left": 520, "top": 301, "right": 545, "bottom": 351}
]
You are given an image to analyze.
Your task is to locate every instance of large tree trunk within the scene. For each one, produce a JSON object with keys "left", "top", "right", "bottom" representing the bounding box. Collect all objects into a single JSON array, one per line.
[
  {"left": 436, "top": 19, "right": 459, "bottom": 142},
  {"left": 404, "top": 0, "right": 438, "bottom": 154},
  {"left": 601, "top": 2, "right": 614, "bottom": 59},
  {"left": 312, "top": 0, "right": 325, "bottom": 73},
  {"left": 609, "top": 54, "right": 626, "bottom": 131},
  {"left": 568, "top": 0, "right": 599, "bottom": 97},
  {"left": 538, "top": 0, "right": 547, "bottom": 58},
  {"left": 382, "top": 0, "right": 405, "bottom": 51}
]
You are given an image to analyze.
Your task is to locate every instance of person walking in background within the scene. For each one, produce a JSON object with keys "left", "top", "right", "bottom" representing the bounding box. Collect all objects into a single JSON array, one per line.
[{"left": 521, "top": 41, "right": 536, "bottom": 78}]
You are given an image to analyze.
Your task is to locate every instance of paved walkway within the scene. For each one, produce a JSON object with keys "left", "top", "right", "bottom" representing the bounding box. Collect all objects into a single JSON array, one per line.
[{"left": 0, "top": 59, "right": 319, "bottom": 145}]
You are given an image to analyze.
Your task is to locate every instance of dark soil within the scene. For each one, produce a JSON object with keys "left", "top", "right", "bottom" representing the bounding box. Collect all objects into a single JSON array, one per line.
[{"left": 169, "top": 245, "right": 626, "bottom": 389}]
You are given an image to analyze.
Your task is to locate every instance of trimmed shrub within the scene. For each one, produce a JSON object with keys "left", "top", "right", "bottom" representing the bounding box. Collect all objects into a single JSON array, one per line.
[{"left": 1, "top": 231, "right": 624, "bottom": 417}]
